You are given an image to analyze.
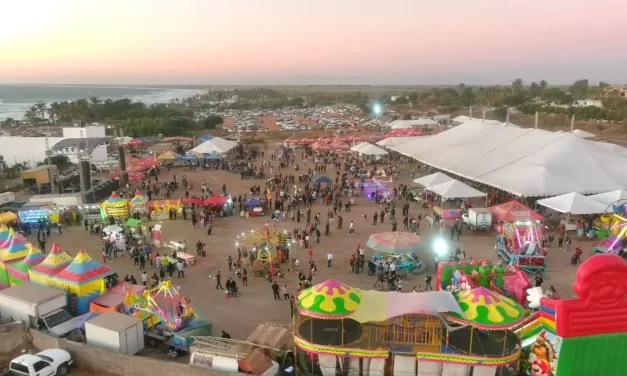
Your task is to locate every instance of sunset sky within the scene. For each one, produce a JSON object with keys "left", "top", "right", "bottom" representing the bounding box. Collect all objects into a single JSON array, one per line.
[{"left": 1, "top": 0, "right": 626, "bottom": 85}]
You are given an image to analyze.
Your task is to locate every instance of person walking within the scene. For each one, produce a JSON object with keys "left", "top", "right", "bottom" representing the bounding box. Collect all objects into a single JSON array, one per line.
[
  {"left": 227, "top": 255, "right": 233, "bottom": 271},
  {"left": 177, "top": 260, "right": 185, "bottom": 278},
  {"left": 141, "top": 271, "right": 147, "bottom": 286},
  {"left": 282, "top": 284, "right": 290, "bottom": 301},
  {"left": 272, "top": 281, "right": 281, "bottom": 300},
  {"left": 349, "top": 221, "right": 355, "bottom": 235},
  {"left": 327, "top": 251, "right": 333, "bottom": 267},
  {"left": 425, "top": 275, "right": 433, "bottom": 290},
  {"left": 139, "top": 254, "right": 146, "bottom": 270},
  {"left": 242, "top": 268, "right": 248, "bottom": 286},
  {"left": 215, "top": 271, "right": 224, "bottom": 289}
]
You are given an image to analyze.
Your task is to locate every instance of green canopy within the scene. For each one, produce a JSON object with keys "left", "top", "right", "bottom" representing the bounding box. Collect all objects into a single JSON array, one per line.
[{"left": 125, "top": 218, "right": 142, "bottom": 227}]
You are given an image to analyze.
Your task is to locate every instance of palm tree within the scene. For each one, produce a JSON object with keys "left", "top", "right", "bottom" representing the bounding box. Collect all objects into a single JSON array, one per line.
[
  {"left": 539, "top": 80, "right": 548, "bottom": 96},
  {"left": 35, "top": 101, "right": 47, "bottom": 120},
  {"left": 47, "top": 102, "right": 61, "bottom": 124},
  {"left": 23, "top": 106, "right": 40, "bottom": 124},
  {"left": 457, "top": 83, "right": 467, "bottom": 94},
  {"left": 511, "top": 78, "right": 524, "bottom": 95},
  {"left": 2, "top": 117, "right": 17, "bottom": 127},
  {"left": 89, "top": 96, "right": 102, "bottom": 106}
]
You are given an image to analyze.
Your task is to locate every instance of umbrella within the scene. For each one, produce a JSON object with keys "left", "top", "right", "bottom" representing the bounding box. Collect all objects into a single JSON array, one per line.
[
  {"left": 244, "top": 198, "right": 262, "bottom": 208},
  {"left": 314, "top": 176, "right": 333, "bottom": 184},
  {"left": 125, "top": 218, "right": 141, "bottom": 227},
  {"left": 205, "top": 195, "right": 228, "bottom": 206},
  {"left": 366, "top": 231, "right": 421, "bottom": 254},
  {"left": 127, "top": 138, "right": 143, "bottom": 146},
  {"left": 103, "top": 225, "right": 123, "bottom": 234}
]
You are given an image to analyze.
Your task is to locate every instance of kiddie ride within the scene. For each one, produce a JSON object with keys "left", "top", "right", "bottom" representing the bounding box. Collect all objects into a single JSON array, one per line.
[
  {"left": 496, "top": 235, "right": 547, "bottom": 276},
  {"left": 123, "top": 281, "right": 212, "bottom": 353},
  {"left": 436, "top": 259, "right": 531, "bottom": 305}
]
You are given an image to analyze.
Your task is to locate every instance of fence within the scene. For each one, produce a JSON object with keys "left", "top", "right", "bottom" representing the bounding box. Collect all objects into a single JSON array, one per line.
[{"left": 29, "top": 330, "right": 241, "bottom": 376}]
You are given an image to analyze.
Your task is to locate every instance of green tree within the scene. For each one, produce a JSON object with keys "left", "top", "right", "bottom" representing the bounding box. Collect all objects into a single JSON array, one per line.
[
  {"left": 202, "top": 115, "right": 224, "bottom": 130},
  {"left": 23, "top": 106, "right": 40, "bottom": 124},
  {"left": 394, "top": 96, "right": 409, "bottom": 105},
  {"left": 569, "top": 79, "right": 589, "bottom": 99},
  {"left": 34, "top": 101, "right": 47, "bottom": 120},
  {"left": 511, "top": 78, "right": 524, "bottom": 95},
  {"left": 1, "top": 117, "right": 17, "bottom": 127}
]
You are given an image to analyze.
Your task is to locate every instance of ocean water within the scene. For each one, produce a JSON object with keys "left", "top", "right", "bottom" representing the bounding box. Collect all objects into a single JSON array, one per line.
[{"left": 0, "top": 84, "right": 206, "bottom": 120}]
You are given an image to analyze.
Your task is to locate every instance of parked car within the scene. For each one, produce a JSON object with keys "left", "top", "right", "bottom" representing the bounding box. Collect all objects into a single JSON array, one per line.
[{"left": 2, "top": 349, "right": 73, "bottom": 376}]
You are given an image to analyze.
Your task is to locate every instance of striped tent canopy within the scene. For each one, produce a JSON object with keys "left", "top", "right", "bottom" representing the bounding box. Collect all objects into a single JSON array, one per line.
[
  {"left": 30, "top": 243, "right": 73, "bottom": 276},
  {"left": 0, "top": 235, "right": 30, "bottom": 262},
  {"left": 54, "top": 250, "right": 114, "bottom": 284}
]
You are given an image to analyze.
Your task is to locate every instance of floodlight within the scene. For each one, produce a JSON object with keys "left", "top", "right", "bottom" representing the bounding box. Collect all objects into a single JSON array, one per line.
[{"left": 433, "top": 238, "right": 448, "bottom": 256}]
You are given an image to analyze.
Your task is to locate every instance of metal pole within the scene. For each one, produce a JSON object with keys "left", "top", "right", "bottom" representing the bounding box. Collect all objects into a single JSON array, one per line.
[
  {"left": 45, "top": 138, "right": 55, "bottom": 193},
  {"left": 534, "top": 111, "right": 539, "bottom": 128},
  {"left": 77, "top": 132, "right": 86, "bottom": 204},
  {"left": 570, "top": 114, "right": 575, "bottom": 132}
]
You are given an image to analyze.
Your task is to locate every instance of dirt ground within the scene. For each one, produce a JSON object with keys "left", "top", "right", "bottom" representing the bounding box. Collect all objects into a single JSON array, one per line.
[{"left": 15, "top": 152, "right": 591, "bottom": 341}]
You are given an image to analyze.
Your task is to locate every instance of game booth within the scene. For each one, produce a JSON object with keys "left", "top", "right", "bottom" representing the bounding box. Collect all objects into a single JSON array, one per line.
[
  {"left": 51, "top": 250, "right": 115, "bottom": 315},
  {"left": 204, "top": 195, "right": 235, "bottom": 217},
  {"left": 490, "top": 201, "right": 547, "bottom": 275},
  {"left": 294, "top": 280, "right": 524, "bottom": 376},
  {"left": 28, "top": 243, "right": 74, "bottom": 291},
  {"left": 100, "top": 192, "right": 129, "bottom": 220},
  {"left": 129, "top": 189, "right": 148, "bottom": 219},
  {"left": 17, "top": 202, "right": 56, "bottom": 227},
  {"left": 123, "top": 280, "right": 212, "bottom": 352},
  {"left": 517, "top": 254, "right": 627, "bottom": 376},
  {"left": 148, "top": 199, "right": 181, "bottom": 220}
]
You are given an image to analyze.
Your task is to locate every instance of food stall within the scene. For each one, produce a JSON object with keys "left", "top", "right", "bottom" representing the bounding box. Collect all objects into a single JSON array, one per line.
[
  {"left": 148, "top": 199, "right": 181, "bottom": 220},
  {"left": 100, "top": 192, "right": 129, "bottom": 219},
  {"left": 128, "top": 190, "right": 148, "bottom": 218}
]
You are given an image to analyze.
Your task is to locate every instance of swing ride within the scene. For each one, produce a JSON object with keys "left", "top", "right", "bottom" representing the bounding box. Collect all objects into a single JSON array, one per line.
[
  {"left": 122, "top": 280, "right": 213, "bottom": 352},
  {"left": 236, "top": 224, "right": 292, "bottom": 277}
]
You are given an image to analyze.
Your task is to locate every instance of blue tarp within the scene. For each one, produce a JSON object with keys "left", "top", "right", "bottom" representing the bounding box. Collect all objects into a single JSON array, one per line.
[
  {"left": 244, "top": 198, "right": 262, "bottom": 208},
  {"left": 198, "top": 134, "right": 214, "bottom": 142},
  {"left": 204, "top": 152, "right": 222, "bottom": 160},
  {"left": 315, "top": 176, "right": 332, "bottom": 184}
]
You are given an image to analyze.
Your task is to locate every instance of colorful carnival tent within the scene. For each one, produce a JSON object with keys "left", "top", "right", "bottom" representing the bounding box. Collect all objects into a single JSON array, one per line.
[
  {"left": 157, "top": 151, "right": 181, "bottom": 161},
  {"left": 442, "top": 287, "right": 525, "bottom": 330},
  {"left": 28, "top": 243, "right": 73, "bottom": 289},
  {"left": 0, "top": 226, "right": 17, "bottom": 249},
  {"left": 489, "top": 201, "right": 544, "bottom": 223},
  {"left": 6, "top": 245, "right": 45, "bottom": 286},
  {"left": 129, "top": 189, "right": 148, "bottom": 215},
  {"left": 53, "top": 250, "right": 114, "bottom": 315},
  {"left": 297, "top": 280, "right": 464, "bottom": 323},
  {"left": 0, "top": 235, "right": 31, "bottom": 263},
  {"left": 0, "top": 211, "right": 17, "bottom": 224},
  {"left": 100, "top": 192, "right": 129, "bottom": 218}
]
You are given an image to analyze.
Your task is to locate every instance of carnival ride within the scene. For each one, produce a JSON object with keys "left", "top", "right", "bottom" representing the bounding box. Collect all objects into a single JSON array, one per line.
[
  {"left": 294, "top": 280, "right": 524, "bottom": 376},
  {"left": 491, "top": 201, "right": 547, "bottom": 275},
  {"left": 436, "top": 259, "right": 531, "bottom": 305},
  {"left": 123, "top": 280, "right": 212, "bottom": 351},
  {"left": 366, "top": 232, "right": 424, "bottom": 275},
  {"left": 593, "top": 209, "right": 627, "bottom": 254},
  {"left": 517, "top": 254, "right": 627, "bottom": 376},
  {"left": 236, "top": 224, "right": 292, "bottom": 277}
]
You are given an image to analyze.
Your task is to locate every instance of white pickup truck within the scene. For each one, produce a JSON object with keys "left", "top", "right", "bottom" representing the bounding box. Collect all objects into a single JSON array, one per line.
[{"left": 1, "top": 349, "right": 72, "bottom": 376}]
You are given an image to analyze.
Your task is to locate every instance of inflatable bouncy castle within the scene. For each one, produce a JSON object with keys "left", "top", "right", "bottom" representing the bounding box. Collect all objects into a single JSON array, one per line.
[{"left": 519, "top": 254, "right": 627, "bottom": 376}]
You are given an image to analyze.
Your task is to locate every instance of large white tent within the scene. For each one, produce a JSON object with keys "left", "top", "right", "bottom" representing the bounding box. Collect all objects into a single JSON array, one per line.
[
  {"left": 350, "top": 142, "right": 388, "bottom": 156},
  {"left": 588, "top": 189, "right": 627, "bottom": 209},
  {"left": 191, "top": 137, "right": 238, "bottom": 154},
  {"left": 390, "top": 120, "right": 627, "bottom": 197},
  {"left": 387, "top": 119, "right": 438, "bottom": 129},
  {"left": 413, "top": 172, "right": 453, "bottom": 187},
  {"left": 536, "top": 192, "right": 608, "bottom": 215},
  {"left": 426, "top": 179, "right": 486, "bottom": 199},
  {"left": 377, "top": 136, "right": 421, "bottom": 147}
]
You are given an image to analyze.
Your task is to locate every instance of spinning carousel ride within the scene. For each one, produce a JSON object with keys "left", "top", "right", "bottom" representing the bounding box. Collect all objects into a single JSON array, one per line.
[
  {"left": 236, "top": 224, "right": 292, "bottom": 278},
  {"left": 124, "top": 280, "right": 194, "bottom": 331}
]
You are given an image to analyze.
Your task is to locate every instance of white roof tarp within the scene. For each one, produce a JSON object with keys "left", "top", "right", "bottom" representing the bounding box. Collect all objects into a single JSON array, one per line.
[
  {"left": 413, "top": 172, "right": 453, "bottom": 187},
  {"left": 191, "top": 137, "right": 238, "bottom": 154},
  {"left": 377, "top": 136, "right": 420, "bottom": 147},
  {"left": 587, "top": 190, "right": 627, "bottom": 210},
  {"left": 426, "top": 179, "right": 486, "bottom": 199},
  {"left": 350, "top": 142, "right": 388, "bottom": 156},
  {"left": 572, "top": 129, "right": 596, "bottom": 138},
  {"left": 387, "top": 119, "right": 438, "bottom": 129},
  {"left": 389, "top": 120, "right": 627, "bottom": 197},
  {"left": 536, "top": 192, "right": 608, "bottom": 215}
]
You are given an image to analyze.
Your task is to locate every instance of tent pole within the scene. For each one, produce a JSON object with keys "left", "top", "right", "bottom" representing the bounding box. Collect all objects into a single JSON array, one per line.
[{"left": 469, "top": 326, "right": 474, "bottom": 353}]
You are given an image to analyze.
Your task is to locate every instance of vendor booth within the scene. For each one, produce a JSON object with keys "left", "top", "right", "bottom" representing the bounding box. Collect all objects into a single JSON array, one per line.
[
  {"left": 490, "top": 201, "right": 546, "bottom": 275},
  {"left": 128, "top": 190, "right": 148, "bottom": 218},
  {"left": 204, "top": 195, "right": 234, "bottom": 217},
  {"left": 18, "top": 202, "right": 55, "bottom": 227},
  {"left": 100, "top": 192, "right": 129, "bottom": 219},
  {"left": 148, "top": 199, "right": 181, "bottom": 220}
]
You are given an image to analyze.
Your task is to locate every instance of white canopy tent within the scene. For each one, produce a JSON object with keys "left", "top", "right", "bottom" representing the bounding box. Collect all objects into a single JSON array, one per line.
[
  {"left": 390, "top": 120, "right": 627, "bottom": 196},
  {"left": 536, "top": 192, "right": 608, "bottom": 215},
  {"left": 587, "top": 189, "right": 627, "bottom": 209},
  {"left": 377, "top": 136, "right": 421, "bottom": 147},
  {"left": 191, "top": 137, "right": 238, "bottom": 154},
  {"left": 572, "top": 129, "right": 596, "bottom": 138},
  {"left": 350, "top": 142, "right": 388, "bottom": 156},
  {"left": 426, "top": 179, "right": 486, "bottom": 199},
  {"left": 413, "top": 172, "right": 453, "bottom": 187},
  {"left": 387, "top": 119, "right": 438, "bottom": 129}
]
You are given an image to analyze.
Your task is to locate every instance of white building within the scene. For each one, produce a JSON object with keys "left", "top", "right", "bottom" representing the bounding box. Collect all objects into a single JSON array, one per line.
[
  {"left": 573, "top": 99, "right": 603, "bottom": 108},
  {"left": 0, "top": 125, "right": 108, "bottom": 167}
]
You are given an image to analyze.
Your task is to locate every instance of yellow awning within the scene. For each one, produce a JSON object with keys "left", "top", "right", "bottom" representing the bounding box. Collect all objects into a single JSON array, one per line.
[{"left": 0, "top": 211, "right": 18, "bottom": 224}]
